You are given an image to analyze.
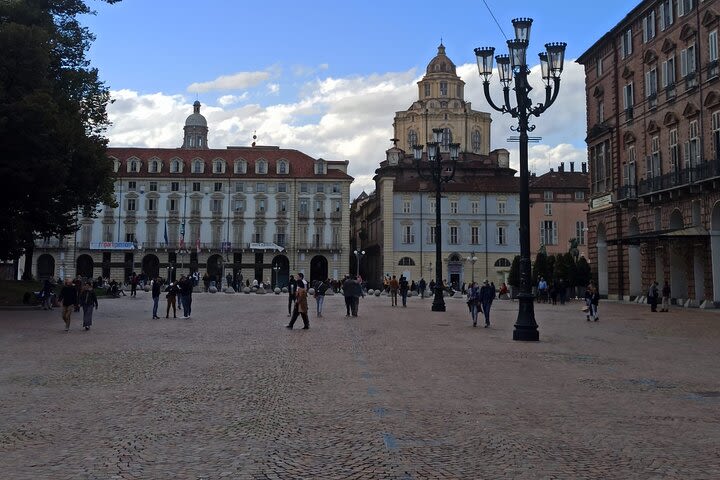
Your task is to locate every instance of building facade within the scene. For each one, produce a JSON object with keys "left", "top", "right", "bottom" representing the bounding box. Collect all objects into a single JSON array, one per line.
[
  {"left": 529, "top": 162, "right": 591, "bottom": 261},
  {"left": 32, "top": 102, "right": 354, "bottom": 286},
  {"left": 351, "top": 44, "right": 521, "bottom": 289},
  {"left": 578, "top": 0, "right": 720, "bottom": 306}
]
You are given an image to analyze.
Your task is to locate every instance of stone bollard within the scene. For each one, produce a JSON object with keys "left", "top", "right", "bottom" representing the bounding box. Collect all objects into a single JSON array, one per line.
[
  {"left": 282, "top": 287, "right": 288, "bottom": 293},
  {"left": 256, "top": 288, "right": 266, "bottom": 294},
  {"left": 243, "top": 287, "right": 251, "bottom": 294},
  {"left": 224, "top": 287, "right": 235, "bottom": 294},
  {"left": 368, "top": 289, "right": 374, "bottom": 295},
  {"left": 209, "top": 286, "right": 218, "bottom": 294},
  {"left": 274, "top": 287, "right": 281, "bottom": 295},
  {"left": 374, "top": 290, "right": 381, "bottom": 297}
]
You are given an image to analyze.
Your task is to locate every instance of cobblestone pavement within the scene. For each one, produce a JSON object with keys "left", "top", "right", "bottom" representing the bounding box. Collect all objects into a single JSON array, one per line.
[{"left": 1, "top": 291, "right": 719, "bottom": 479}]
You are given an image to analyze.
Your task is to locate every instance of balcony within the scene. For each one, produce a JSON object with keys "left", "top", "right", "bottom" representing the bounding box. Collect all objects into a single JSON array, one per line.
[
  {"left": 330, "top": 211, "right": 342, "bottom": 220},
  {"left": 647, "top": 93, "right": 657, "bottom": 110},
  {"left": 296, "top": 242, "right": 342, "bottom": 252},
  {"left": 277, "top": 210, "right": 287, "bottom": 218},
  {"left": 625, "top": 107, "right": 634, "bottom": 122},
  {"left": 34, "top": 238, "right": 65, "bottom": 249},
  {"left": 255, "top": 210, "right": 266, "bottom": 219},
  {"left": 708, "top": 60, "right": 719, "bottom": 80},
  {"left": 314, "top": 210, "right": 326, "bottom": 220},
  {"left": 665, "top": 84, "right": 676, "bottom": 101},
  {"left": 684, "top": 72, "right": 698, "bottom": 91},
  {"left": 616, "top": 184, "right": 638, "bottom": 203},
  {"left": 298, "top": 211, "right": 309, "bottom": 220},
  {"left": 638, "top": 159, "right": 720, "bottom": 197}
]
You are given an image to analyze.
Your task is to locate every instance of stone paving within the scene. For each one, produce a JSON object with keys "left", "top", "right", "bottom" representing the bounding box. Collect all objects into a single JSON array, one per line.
[{"left": 1, "top": 290, "right": 719, "bottom": 479}]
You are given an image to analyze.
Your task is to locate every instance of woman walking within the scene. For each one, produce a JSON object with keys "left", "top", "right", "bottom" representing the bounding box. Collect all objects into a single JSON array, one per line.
[
  {"left": 79, "top": 282, "right": 98, "bottom": 331},
  {"left": 165, "top": 282, "right": 179, "bottom": 318},
  {"left": 314, "top": 279, "right": 328, "bottom": 317},
  {"left": 466, "top": 282, "right": 481, "bottom": 327}
]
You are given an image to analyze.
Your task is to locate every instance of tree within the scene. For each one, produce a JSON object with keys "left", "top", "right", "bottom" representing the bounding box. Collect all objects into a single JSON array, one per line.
[
  {"left": 0, "top": 0, "right": 119, "bottom": 277},
  {"left": 532, "top": 251, "right": 549, "bottom": 284},
  {"left": 508, "top": 255, "right": 520, "bottom": 288},
  {"left": 576, "top": 256, "right": 591, "bottom": 288}
]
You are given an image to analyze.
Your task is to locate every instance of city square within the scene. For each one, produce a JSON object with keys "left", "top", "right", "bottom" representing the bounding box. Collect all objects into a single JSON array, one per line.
[{"left": 1, "top": 294, "right": 719, "bottom": 479}]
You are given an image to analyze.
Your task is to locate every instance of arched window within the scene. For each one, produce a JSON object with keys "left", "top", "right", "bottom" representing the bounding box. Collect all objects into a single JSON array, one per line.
[
  {"left": 495, "top": 258, "right": 511, "bottom": 267},
  {"left": 448, "top": 253, "right": 462, "bottom": 262},
  {"left": 193, "top": 160, "right": 203, "bottom": 173},
  {"left": 213, "top": 160, "right": 223, "bottom": 173},
  {"left": 278, "top": 160, "right": 288, "bottom": 174},
  {"left": 408, "top": 129, "right": 418, "bottom": 148},
  {"left": 472, "top": 130, "right": 482, "bottom": 153},
  {"left": 235, "top": 160, "right": 247, "bottom": 174},
  {"left": 170, "top": 159, "right": 181, "bottom": 173},
  {"left": 256, "top": 160, "right": 267, "bottom": 174},
  {"left": 398, "top": 257, "right": 416, "bottom": 266},
  {"left": 149, "top": 160, "right": 159, "bottom": 173},
  {"left": 129, "top": 160, "right": 138, "bottom": 172},
  {"left": 441, "top": 128, "right": 453, "bottom": 151}
]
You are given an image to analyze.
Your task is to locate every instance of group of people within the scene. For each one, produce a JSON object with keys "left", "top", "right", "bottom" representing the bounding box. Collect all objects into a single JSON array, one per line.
[
  {"left": 536, "top": 276, "right": 570, "bottom": 305},
  {"left": 466, "top": 280, "right": 496, "bottom": 327},
  {"left": 647, "top": 280, "right": 672, "bottom": 312},
  {"left": 57, "top": 277, "right": 98, "bottom": 332}
]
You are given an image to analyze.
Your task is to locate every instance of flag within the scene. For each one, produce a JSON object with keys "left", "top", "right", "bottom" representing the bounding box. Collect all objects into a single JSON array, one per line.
[
  {"left": 179, "top": 234, "right": 185, "bottom": 250},
  {"left": 164, "top": 222, "right": 169, "bottom": 245},
  {"left": 196, "top": 237, "right": 200, "bottom": 253}
]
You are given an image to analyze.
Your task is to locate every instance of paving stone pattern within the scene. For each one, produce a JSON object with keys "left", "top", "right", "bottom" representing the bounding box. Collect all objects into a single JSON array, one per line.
[{"left": 1, "top": 293, "right": 719, "bottom": 479}]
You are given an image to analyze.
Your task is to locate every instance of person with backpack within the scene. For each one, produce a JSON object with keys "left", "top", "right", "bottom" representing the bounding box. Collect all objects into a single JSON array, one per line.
[{"left": 314, "top": 278, "right": 328, "bottom": 317}]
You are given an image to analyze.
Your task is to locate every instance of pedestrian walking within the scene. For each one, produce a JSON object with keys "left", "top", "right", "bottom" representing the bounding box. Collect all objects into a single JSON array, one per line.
[
  {"left": 41, "top": 279, "right": 54, "bottom": 310},
  {"left": 179, "top": 275, "right": 193, "bottom": 318},
  {"left": 389, "top": 275, "right": 399, "bottom": 306},
  {"left": 418, "top": 278, "right": 426, "bottom": 299},
  {"left": 151, "top": 276, "right": 162, "bottom": 319},
  {"left": 466, "top": 282, "right": 481, "bottom": 327},
  {"left": 584, "top": 283, "right": 600, "bottom": 321},
  {"left": 661, "top": 280, "right": 671, "bottom": 312},
  {"left": 399, "top": 275, "right": 409, "bottom": 307},
  {"left": 165, "top": 282, "right": 179, "bottom": 318},
  {"left": 350, "top": 275, "right": 364, "bottom": 316},
  {"left": 648, "top": 281, "right": 659, "bottom": 312},
  {"left": 287, "top": 273, "right": 309, "bottom": 329},
  {"left": 287, "top": 275, "right": 297, "bottom": 317},
  {"left": 130, "top": 273, "right": 138, "bottom": 297},
  {"left": 480, "top": 280, "right": 494, "bottom": 327},
  {"left": 58, "top": 278, "right": 79, "bottom": 332},
  {"left": 343, "top": 275, "right": 354, "bottom": 316},
  {"left": 314, "top": 278, "right": 328, "bottom": 317},
  {"left": 79, "top": 282, "right": 98, "bottom": 331}
]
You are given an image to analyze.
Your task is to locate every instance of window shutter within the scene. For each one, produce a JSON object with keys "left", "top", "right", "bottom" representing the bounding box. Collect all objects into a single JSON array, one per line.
[
  {"left": 684, "top": 142, "right": 690, "bottom": 168},
  {"left": 552, "top": 222, "right": 558, "bottom": 245}
]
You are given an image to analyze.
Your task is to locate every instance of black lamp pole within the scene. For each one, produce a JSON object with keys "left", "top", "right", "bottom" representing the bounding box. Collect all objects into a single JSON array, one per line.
[
  {"left": 414, "top": 128, "right": 459, "bottom": 312},
  {"left": 474, "top": 18, "right": 566, "bottom": 341}
]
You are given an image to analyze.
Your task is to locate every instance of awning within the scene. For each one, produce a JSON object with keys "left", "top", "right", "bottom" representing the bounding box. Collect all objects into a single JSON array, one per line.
[{"left": 611, "top": 226, "right": 709, "bottom": 245}]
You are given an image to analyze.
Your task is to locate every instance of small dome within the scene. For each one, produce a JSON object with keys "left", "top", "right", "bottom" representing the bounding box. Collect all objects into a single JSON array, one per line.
[
  {"left": 426, "top": 43, "right": 457, "bottom": 75},
  {"left": 185, "top": 100, "right": 207, "bottom": 127}
]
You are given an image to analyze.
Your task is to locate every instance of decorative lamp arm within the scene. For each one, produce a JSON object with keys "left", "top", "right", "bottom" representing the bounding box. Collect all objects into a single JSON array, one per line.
[{"left": 482, "top": 82, "right": 508, "bottom": 113}]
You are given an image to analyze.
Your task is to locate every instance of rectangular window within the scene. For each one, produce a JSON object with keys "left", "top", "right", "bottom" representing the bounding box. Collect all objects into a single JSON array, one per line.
[
  {"left": 429, "top": 198, "right": 436, "bottom": 212},
  {"left": 678, "top": 0, "right": 694, "bottom": 17},
  {"left": 470, "top": 201, "right": 479, "bottom": 215},
  {"left": 128, "top": 181, "right": 136, "bottom": 190},
  {"left": 254, "top": 226, "right": 265, "bottom": 243},
  {"left": 712, "top": 111, "right": 720, "bottom": 160},
  {"left": 171, "top": 181, "right": 179, "bottom": 192},
  {"left": 662, "top": 56, "right": 676, "bottom": 87},
  {"left": 149, "top": 181, "right": 158, "bottom": 192},
  {"left": 332, "top": 183, "right": 340, "bottom": 193},
  {"left": 439, "top": 81, "right": 448, "bottom": 96},
  {"left": 276, "top": 226, "right": 286, "bottom": 246},
  {"left": 316, "top": 183, "right": 325, "bottom": 193},
  {"left": 449, "top": 226, "right": 458, "bottom": 244},
  {"left": 300, "top": 182, "right": 308, "bottom": 193},
  {"left": 210, "top": 199, "right": 222, "bottom": 213},
  {"left": 543, "top": 191, "right": 553, "bottom": 201},
  {"left": 681, "top": 44, "right": 697, "bottom": 89},
  {"left": 650, "top": 136, "right": 661, "bottom": 177},
  {"left": 147, "top": 198, "right": 156, "bottom": 212},
  {"left": 624, "top": 82, "right": 634, "bottom": 118},
  {"left": 191, "top": 198, "right": 201, "bottom": 215},
  {"left": 497, "top": 200, "right": 506, "bottom": 214},
  {"left": 450, "top": 201, "right": 458, "bottom": 214},
  {"left": 235, "top": 182, "right": 244, "bottom": 193},
  {"left": 234, "top": 199, "right": 245, "bottom": 212},
  {"left": 277, "top": 182, "right": 287, "bottom": 193},
  {"left": 591, "top": 140, "right": 612, "bottom": 194},
  {"left": 424, "top": 83, "right": 431, "bottom": 97},
  {"left": 688, "top": 120, "right": 700, "bottom": 168},
  {"left": 576, "top": 221, "right": 586, "bottom": 245},
  {"left": 597, "top": 100, "right": 604, "bottom": 123},
  {"left": 496, "top": 226, "right": 507, "bottom": 245},
  {"left": 646, "top": 68, "right": 658, "bottom": 108},
  {"left": 299, "top": 198, "right": 309, "bottom": 214},
  {"left": 428, "top": 225, "right": 436, "bottom": 244},
  {"left": 670, "top": 128, "right": 679, "bottom": 172},
  {"left": 127, "top": 198, "right": 136, "bottom": 211},
  {"left": 643, "top": 10, "right": 655, "bottom": 43},
  {"left": 213, "top": 182, "right": 222, "bottom": 192},
  {"left": 596, "top": 56, "right": 603, "bottom": 77},
  {"left": 621, "top": 28, "right": 633, "bottom": 58},
  {"left": 278, "top": 198, "right": 287, "bottom": 212},
  {"left": 660, "top": 0, "right": 674, "bottom": 30},
  {"left": 544, "top": 203, "right": 552, "bottom": 216},
  {"left": 314, "top": 199, "right": 323, "bottom": 212},
  {"left": 402, "top": 200, "right": 411, "bottom": 214},
  {"left": 402, "top": 225, "right": 415, "bottom": 244},
  {"left": 575, "top": 191, "right": 585, "bottom": 200},
  {"left": 192, "top": 182, "right": 200, "bottom": 192},
  {"left": 627, "top": 145, "right": 637, "bottom": 184},
  {"left": 710, "top": 30, "right": 719, "bottom": 79},
  {"left": 471, "top": 226, "right": 480, "bottom": 245},
  {"left": 256, "top": 182, "right": 266, "bottom": 193},
  {"left": 169, "top": 199, "right": 177, "bottom": 211},
  {"left": 540, "top": 220, "right": 558, "bottom": 245}
]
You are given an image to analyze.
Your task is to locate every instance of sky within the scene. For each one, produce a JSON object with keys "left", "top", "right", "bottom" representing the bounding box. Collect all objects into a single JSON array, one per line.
[{"left": 81, "top": 0, "right": 640, "bottom": 199}]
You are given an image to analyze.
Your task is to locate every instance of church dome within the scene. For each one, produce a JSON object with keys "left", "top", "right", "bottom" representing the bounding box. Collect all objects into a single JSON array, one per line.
[
  {"left": 185, "top": 100, "right": 207, "bottom": 127},
  {"left": 426, "top": 43, "right": 457, "bottom": 75}
]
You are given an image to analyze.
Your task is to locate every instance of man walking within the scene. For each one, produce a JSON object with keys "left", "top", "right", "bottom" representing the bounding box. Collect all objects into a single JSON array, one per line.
[
  {"left": 179, "top": 275, "right": 193, "bottom": 318},
  {"left": 151, "top": 276, "right": 162, "bottom": 319},
  {"left": 418, "top": 278, "right": 426, "bottom": 299},
  {"left": 399, "top": 275, "right": 409, "bottom": 307},
  {"left": 287, "top": 275, "right": 297, "bottom": 317},
  {"left": 389, "top": 275, "right": 399, "bottom": 306},
  {"left": 661, "top": 281, "right": 671, "bottom": 312},
  {"left": 479, "top": 280, "right": 494, "bottom": 328},
  {"left": 649, "top": 281, "right": 659, "bottom": 312},
  {"left": 58, "top": 278, "right": 79, "bottom": 332}
]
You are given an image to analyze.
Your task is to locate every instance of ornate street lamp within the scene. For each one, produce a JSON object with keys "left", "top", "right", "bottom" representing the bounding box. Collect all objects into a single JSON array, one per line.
[
  {"left": 353, "top": 249, "right": 365, "bottom": 278},
  {"left": 475, "top": 18, "right": 566, "bottom": 341},
  {"left": 466, "top": 253, "right": 478, "bottom": 284},
  {"left": 413, "top": 128, "right": 460, "bottom": 312},
  {"left": 272, "top": 264, "right": 281, "bottom": 288}
]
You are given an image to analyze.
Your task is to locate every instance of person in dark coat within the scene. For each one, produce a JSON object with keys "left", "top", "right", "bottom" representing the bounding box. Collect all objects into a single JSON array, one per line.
[
  {"left": 165, "top": 282, "right": 179, "bottom": 318},
  {"left": 479, "top": 280, "right": 494, "bottom": 327},
  {"left": 660, "top": 280, "right": 671, "bottom": 312},
  {"left": 287, "top": 275, "right": 297, "bottom": 317},
  {"left": 179, "top": 275, "right": 193, "bottom": 318},
  {"left": 151, "top": 277, "right": 162, "bottom": 319},
  {"left": 79, "top": 282, "right": 98, "bottom": 331},
  {"left": 287, "top": 273, "right": 309, "bottom": 329},
  {"left": 399, "top": 275, "right": 409, "bottom": 307},
  {"left": 648, "top": 281, "right": 659, "bottom": 312},
  {"left": 58, "top": 278, "right": 79, "bottom": 332}
]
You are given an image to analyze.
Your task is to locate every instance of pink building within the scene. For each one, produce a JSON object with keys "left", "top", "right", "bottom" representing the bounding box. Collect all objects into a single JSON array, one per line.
[{"left": 529, "top": 162, "right": 590, "bottom": 262}]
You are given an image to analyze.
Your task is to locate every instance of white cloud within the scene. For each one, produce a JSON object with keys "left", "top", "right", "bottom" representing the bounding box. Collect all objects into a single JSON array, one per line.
[
  {"left": 267, "top": 83, "right": 280, "bottom": 95},
  {"left": 187, "top": 71, "right": 272, "bottom": 92},
  {"left": 291, "top": 63, "right": 330, "bottom": 76},
  {"left": 105, "top": 61, "right": 587, "bottom": 200},
  {"left": 217, "top": 93, "right": 249, "bottom": 106}
]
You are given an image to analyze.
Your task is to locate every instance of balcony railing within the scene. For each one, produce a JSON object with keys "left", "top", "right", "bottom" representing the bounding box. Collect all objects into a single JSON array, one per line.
[
  {"left": 314, "top": 211, "right": 326, "bottom": 219},
  {"left": 296, "top": 242, "right": 342, "bottom": 251},
  {"left": 665, "top": 84, "right": 676, "bottom": 101},
  {"left": 617, "top": 184, "right": 638, "bottom": 201},
  {"left": 298, "top": 211, "right": 309, "bottom": 220},
  {"left": 708, "top": 60, "right": 719, "bottom": 80},
  {"left": 34, "top": 238, "right": 64, "bottom": 248},
  {"left": 638, "top": 158, "right": 720, "bottom": 195},
  {"left": 330, "top": 211, "right": 342, "bottom": 220},
  {"left": 685, "top": 72, "right": 698, "bottom": 91}
]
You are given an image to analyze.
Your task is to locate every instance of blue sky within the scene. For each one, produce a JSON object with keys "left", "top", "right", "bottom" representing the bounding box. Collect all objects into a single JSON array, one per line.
[{"left": 81, "top": 0, "right": 640, "bottom": 197}]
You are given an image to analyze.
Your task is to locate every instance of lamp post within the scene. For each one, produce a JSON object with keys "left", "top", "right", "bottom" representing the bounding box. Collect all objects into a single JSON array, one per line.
[
  {"left": 353, "top": 249, "right": 365, "bottom": 278},
  {"left": 272, "top": 264, "right": 281, "bottom": 288},
  {"left": 474, "top": 18, "right": 566, "bottom": 341},
  {"left": 177, "top": 248, "right": 189, "bottom": 276},
  {"left": 466, "top": 253, "right": 478, "bottom": 284},
  {"left": 413, "top": 128, "right": 459, "bottom": 312}
]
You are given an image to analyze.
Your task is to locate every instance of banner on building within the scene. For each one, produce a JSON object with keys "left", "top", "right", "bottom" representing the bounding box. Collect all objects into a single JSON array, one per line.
[
  {"left": 90, "top": 242, "right": 136, "bottom": 250},
  {"left": 249, "top": 242, "right": 285, "bottom": 252}
]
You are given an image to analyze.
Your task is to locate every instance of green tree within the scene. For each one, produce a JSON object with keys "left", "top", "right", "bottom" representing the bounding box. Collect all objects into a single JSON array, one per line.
[
  {"left": 0, "top": 0, "right": 119, "bottom": 277},
  {"left": 576, "top": 256, "right": 591, "bottom": 288},
  {"left": 532, "top": 251, "right": 549, "bottom": 284}
]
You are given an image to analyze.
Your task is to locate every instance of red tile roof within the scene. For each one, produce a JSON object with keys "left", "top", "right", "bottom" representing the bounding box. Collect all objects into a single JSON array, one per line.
[{"left": 530, "top": 171, "right": 588, "bottom": 190}]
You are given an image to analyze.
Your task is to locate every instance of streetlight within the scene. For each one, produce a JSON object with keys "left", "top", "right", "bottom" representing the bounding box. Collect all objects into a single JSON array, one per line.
[
  {"left": 413, "top": 128, "right": 459, "bottom": 312},
  {"left": 272, "top": 264, "right": 281, "bottom": 288},
  {"left": 474, "top": 18, "right": 566, "bottom": 341},
  {"left": 353, "top": 249, "right": 365, "bottom": 278},
  {"left": 466, "top": 253, "right": 478, "bottom": 284}
]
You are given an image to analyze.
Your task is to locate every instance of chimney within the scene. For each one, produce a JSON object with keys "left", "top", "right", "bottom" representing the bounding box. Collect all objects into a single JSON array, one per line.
[
  {"left": 559, "top": 162, "right": 564, "bottom": 172},
  {"left": 570, "top": 161, "right": 575, "bottom": 172},
  {"left": 582, "top": 162, "right": 587, "bottom": 173},
  {"left": 550, "top": 167, "right": 554, "bottom": 173}
]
